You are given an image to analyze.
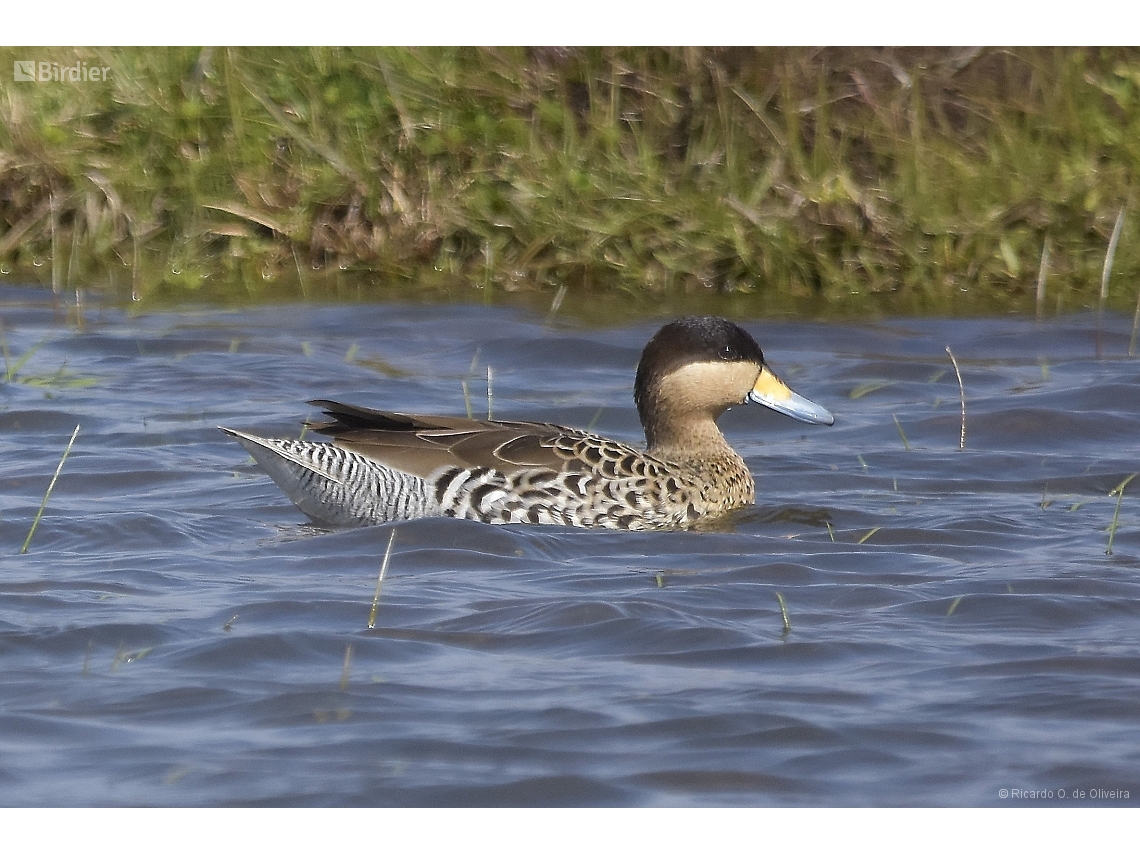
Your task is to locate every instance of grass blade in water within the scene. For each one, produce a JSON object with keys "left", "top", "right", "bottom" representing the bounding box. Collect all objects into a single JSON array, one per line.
[
  {"left": 1106, "top": 473, "right": 1137, "bottom": 556},
  {"left": 367, "top": 528, "right": 397, "bottom": 629},
  {"left": 945, "top": 346, "right": 966, "bottom": 450},
  {"left": 775, "top": 592, "right": 792, "bottom": 636},
  {"left": 892, "top": 414, "right": 911, "bottom": 450},
  {"left": 20, "top": 423, "right": 80, "bottom": 555}
]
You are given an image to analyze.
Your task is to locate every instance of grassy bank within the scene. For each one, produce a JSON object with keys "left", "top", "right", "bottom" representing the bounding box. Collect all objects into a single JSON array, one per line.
[{"left": 1, "top": 46, "right": 1139, "bottom": 315}]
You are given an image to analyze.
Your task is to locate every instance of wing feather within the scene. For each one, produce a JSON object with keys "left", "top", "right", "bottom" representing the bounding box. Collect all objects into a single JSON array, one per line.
[{"left": 305, "top": 399, "right": 627, "bottom": 478}]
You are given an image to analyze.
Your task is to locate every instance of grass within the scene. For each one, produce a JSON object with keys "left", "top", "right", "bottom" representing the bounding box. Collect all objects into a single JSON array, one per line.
[
  {"left": 367, "top": 527, "right": 397, "bottom": 629},
  {"left": 892, "top": 414, "right": 910, "bottom": 450},
  {"left": 1, "top": 327, "right": 45, "bottom": 382},
  {"left": 2, "top": 47, "right": 1140, "bottom": 315},
  {"left": 945, "top": 346, "right": 966, "bottom": 450},
  {"left": 2, "top": 325, "right": 97, "bottom": 389},
  {"left": 1099, "top": 205, "right": 1127, "bottom": 310},
  {"left": 1106, "top": 473, "right": 1137, "bottom": 556},
  {"left": 20, "top": 423, "right": 80, "bottom": 554},
  {"left": 775, "top": 592, "right": 792, "bottom": 636},
  {"left": 849, "top": 380, "right": 895, "bottom": 399}
]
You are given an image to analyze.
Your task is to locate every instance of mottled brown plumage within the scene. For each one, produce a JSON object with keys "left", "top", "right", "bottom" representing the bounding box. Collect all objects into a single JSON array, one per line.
[{"left": 222, "top": 317, "right": 833, "bottom": 530}]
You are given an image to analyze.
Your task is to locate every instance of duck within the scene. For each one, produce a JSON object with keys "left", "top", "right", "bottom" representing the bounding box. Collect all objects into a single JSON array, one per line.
[{"left": 222, "top": 316, "right": 833, "bottom": 530}]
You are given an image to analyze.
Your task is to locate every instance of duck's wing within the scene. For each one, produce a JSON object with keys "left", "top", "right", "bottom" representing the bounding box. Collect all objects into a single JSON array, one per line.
[{"left": 306, "top": 399, "right": 603, "bottom": 479}]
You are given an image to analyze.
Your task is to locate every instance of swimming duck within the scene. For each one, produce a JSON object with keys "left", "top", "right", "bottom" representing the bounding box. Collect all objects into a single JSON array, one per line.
[{"left": 222, "top": 316, "right": 833, "bottom": 530}]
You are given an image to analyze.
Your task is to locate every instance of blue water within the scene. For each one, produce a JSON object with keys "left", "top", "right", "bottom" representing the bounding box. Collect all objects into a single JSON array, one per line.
[{"left": 2, "top": 284, "right": 1138, "bottom": 806}]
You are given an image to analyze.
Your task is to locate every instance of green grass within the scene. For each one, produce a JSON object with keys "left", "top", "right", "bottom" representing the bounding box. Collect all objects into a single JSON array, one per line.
[
  {"left": 1106, "top": 473, "right": 1137, "bottom": 556},
  {"left": 20, "top": 423, "right": 80, "bottom": 555},
  {"left": 892, "top": 414, "right": 911, "bottom": 450},
  {"left": 2, "top": 326, "right": 97, "bottom": 388},
  {"left": 775, "top": 591, "right": 792, "bottom": 636},
  {"left": 2, "top": 47, "right": 1140, "bottom": 315}
]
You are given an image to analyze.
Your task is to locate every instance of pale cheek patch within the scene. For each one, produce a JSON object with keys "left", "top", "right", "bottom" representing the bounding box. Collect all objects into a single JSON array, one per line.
[{"left": 657, "top": 361, "right": 757, "bottom": 410}]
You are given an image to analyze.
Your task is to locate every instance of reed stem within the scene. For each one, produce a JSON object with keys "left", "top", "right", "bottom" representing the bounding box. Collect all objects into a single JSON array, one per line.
[
  {"left": 945, "top": 346, "right": 966, "bottom": 450},
  {"left": 20, "top": 423, "right": 80, "bottom": 554},
  {"left": 775, "top": 592, "right": 792, "bottom": 636},
  {"left": 1106, "top": 473, "right": 1137, "bottom": 556},
  {"left": 367, "top": 528, "right": 397, "bottom": 629},
  {"left": 1035, "top": 237, "right": 1050, "bottom": 321},
  {"left": 892, "top": 414, "right": 910, "bottom": 450},
  {"left": 1100, "top": 205, "right": 1126, "bottom": 310}
]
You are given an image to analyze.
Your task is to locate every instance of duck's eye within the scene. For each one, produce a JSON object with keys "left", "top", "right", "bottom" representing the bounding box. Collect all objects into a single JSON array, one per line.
[{"left": 719, "top": 345, "right": 735, "bottom": 361}]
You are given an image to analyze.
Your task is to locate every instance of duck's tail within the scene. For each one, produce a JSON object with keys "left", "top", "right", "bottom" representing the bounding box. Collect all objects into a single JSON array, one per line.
[{"left": 220, "top": 428, "right": 436, "bottom": 526}]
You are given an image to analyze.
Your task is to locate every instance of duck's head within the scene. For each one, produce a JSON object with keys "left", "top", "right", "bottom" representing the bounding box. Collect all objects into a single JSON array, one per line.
[{"left": 634, "top": 316, "right": 833, "bottom": 452}]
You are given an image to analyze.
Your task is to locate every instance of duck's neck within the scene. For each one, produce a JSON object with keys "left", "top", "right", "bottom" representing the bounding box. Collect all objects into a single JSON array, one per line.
[
  {"left": 647, "top": 414, "right": 755, "bottom": 507},
  {"left": 646, "top": 414, "right": 735, "bottom": 463}
]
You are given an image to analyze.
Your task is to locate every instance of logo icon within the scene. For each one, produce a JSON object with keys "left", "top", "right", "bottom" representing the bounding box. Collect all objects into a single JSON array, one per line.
[{"left": 14, "top": 60, "right": 35, "bottom": 81}]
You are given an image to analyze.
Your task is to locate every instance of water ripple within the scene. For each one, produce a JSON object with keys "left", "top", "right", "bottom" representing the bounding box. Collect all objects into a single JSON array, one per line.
[{"left": 3, "top": 286, "right": 1139, "bottom": 805}]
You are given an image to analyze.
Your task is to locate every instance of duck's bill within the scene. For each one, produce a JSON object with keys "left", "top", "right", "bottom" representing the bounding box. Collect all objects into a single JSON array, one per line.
[{"left": 747, "top": 366, "right": 834, "bottom": 425}]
